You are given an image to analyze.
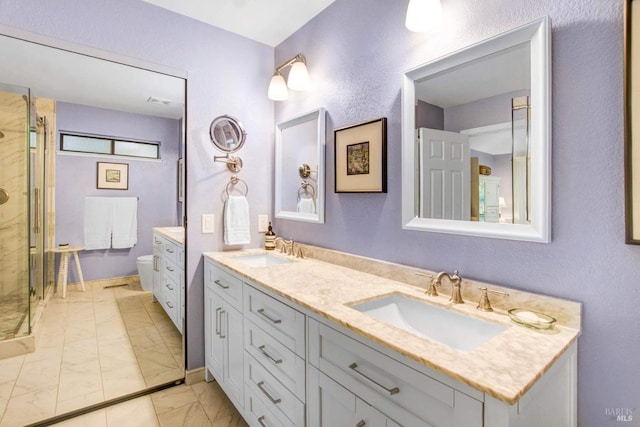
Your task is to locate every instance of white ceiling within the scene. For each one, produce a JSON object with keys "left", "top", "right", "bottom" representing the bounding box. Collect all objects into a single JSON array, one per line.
[{"left": 141, "top": 0, "right": 336, "bottom": 47}]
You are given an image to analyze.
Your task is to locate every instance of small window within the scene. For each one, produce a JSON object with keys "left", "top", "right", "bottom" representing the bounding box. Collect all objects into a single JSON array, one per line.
[{"left": 60, "top": 133, "right": 159, "bottom": 159}]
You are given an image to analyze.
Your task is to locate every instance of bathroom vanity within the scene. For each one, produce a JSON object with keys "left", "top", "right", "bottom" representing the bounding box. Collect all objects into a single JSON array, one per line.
[
  {"left": 153, "top": 227, "right": 185, "bottom": 333},
  {"left": 203, "top": 247, "right": 580, "bottom": 427}
]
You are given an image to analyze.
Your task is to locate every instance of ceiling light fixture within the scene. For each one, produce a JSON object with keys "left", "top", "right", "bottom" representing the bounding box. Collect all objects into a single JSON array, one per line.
[
  {"left": 268, "top": 54, "right": 309, "bottom": 101},
  {"left": 405, "top": 0, "right": 442, "bottom": 32}
]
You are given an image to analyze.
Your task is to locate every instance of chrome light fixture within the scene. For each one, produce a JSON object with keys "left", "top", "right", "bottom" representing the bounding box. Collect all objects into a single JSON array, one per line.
[
  {"left": 268, "top": 54, "right": 309, "bottom": 101},
  {"left": 405, "top": 0, "right": 442, "bottom": 32}
]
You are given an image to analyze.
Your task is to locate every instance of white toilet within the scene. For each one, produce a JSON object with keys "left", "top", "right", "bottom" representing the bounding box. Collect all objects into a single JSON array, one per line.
[{"left": 136, "top": 255, "right": 153, "bottom": 291}]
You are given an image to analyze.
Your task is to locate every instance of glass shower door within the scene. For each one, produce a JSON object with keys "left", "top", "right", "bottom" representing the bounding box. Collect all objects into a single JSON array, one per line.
[{"left": 0, "top": 82, "right": 31, "bottom": 339}]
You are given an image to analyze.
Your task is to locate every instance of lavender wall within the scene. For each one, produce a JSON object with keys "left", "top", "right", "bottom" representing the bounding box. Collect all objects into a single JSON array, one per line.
[
  {"left": 55, "top": 102, "right": 180, "bottom": 281},
  {"left": 0, "top": 0, "right": 274, "bottom": 371},
  {"left": 274, "top": 0, "right": 639, "bottom": 425},
  {"left": 416, "top": 100, "right": 444, "bottom": 129},
  {"left": 444, "top": 89, "right": 529, "bottom": 132}
]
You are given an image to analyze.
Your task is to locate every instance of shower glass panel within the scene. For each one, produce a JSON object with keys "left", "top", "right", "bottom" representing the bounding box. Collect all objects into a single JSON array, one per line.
[
  {"left": 0, "top": 82, "right": 31, "bottom": 339},
  {"left": 512, "top": 96, "right": 531, "bottom": 224},
  {"left": 30, "top": 114, "right": 47, "bottom": 312}
]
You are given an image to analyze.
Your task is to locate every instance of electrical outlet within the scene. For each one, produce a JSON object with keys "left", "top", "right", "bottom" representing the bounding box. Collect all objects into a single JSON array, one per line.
[
  {"left": 202, "top": 214, "right": 214, "bottom": 234},
  {"left": 258, "top": 215, "right": 269, "bottom": 233}
]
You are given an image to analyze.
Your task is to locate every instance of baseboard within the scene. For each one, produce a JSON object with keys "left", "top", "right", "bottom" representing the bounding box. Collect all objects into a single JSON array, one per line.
[{"left": 185, "top": 367, "right": 205, "bottom": 385}]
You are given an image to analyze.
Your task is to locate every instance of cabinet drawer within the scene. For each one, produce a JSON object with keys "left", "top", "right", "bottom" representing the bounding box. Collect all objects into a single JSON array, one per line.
[
  {"left": 205, "top": 261, "right": 243, "bottom": 310},
  {"left": 164, "top": 258, "right": 181, "bottom": 284},
  {"left": 244, "top": 284, "right": 305, "bottom": 357},
  {"left": 246, "top": 387, "right": 292, "bottom": 427},
  {"left": 245, "top": 319, "right": 306, "bottom": 401},
  {"left": 161, "top": 275, "right": 179, "bottom": 326},
  {"left": 309, "top": 319, "right": 482, "bottom": 427},
  {"left": 246, "top": 354, "right": 305, "bottom": 426},
  {"left": 163, "top": 239, "right": 180, "bottom": 265}
]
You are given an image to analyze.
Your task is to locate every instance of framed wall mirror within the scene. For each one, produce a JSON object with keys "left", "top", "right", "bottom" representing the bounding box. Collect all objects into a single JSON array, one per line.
[
  {"left": 625, "top": 0, "right": 640, "bottom": 244},
  {"left": 275, "top": 108, "right": 326, "bottom": 223},
  {"left": 0, "top": 24, "right": 186, "bottom": 424},
  {"left": 401, "top": 17, "right": 551, "bottom": 242}
]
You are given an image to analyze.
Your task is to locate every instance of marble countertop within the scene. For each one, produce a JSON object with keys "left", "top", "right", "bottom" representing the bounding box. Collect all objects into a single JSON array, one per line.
[
  {"left": 153, "top": 227, "right": 184, "bottom": 245},
  {"left": 204, "top": 248, "right": 580, "bottom": 406}
]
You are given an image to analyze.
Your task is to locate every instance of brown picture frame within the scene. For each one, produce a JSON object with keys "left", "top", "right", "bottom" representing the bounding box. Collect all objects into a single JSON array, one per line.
[
  {"left": 626, "top": 0, "right": 640, "bottom": 243},
  {"left": 334, "top": 117, "right": 387, "bottom": 193},
  {"left": 97, "top": 162, "right": 129, "bottom": 190}
]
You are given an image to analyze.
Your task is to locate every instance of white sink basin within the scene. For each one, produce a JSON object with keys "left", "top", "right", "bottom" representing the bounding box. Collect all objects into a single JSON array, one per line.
[
  {"left": 233, "top": 253, "right": 294, "bottom": 267},
  {"left": 352, "top": 294, "right": 506, "bottom": 353}
]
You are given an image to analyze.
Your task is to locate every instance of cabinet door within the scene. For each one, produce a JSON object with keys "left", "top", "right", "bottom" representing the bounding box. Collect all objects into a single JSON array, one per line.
[
  {"left": 308, "top": 366, "right": 387, "bottom": 427},
  {"left": 205, "top": 285, "right": 224, "bottom": 381},
  {"left": 223, "top": 303, "right": 244, "bottom": 407}
]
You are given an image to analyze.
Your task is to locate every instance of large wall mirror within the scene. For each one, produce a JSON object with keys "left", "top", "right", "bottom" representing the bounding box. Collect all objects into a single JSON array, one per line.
[
  {"left": 0, "top": 25, "right": 186, "bottom": 424},
  {"left": 275, "top": 108, "right": 326, "bottom": 223},
  {"left": 401, "top": 17, "right": 551, "bottom": 242}
]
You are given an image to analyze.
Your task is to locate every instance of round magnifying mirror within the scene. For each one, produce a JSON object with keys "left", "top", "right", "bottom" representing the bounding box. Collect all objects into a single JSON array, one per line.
[{"left": 209, "top": 115, "right": 247, "bottom": 153}]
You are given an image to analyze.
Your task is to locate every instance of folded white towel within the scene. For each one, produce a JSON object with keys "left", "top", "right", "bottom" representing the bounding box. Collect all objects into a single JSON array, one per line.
[
  {"left": 111, "top": 197, "right": 138, "bottom": 249},
  {"left": 84, "top": 197, "right": 114, "bottom": 250},
  {"left": 224, "top": 195, "right": 251, "bottom": 245},
  {"left": 297, "top": 197, "right": 316, "bottom": 214}
]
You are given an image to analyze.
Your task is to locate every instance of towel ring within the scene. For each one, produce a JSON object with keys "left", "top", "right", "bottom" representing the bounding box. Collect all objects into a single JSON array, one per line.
[
  {"left": 225, "top": 176, "right": 248, "bottom": 198},
  {"left": 297, "top": 181, "right": 315, "bottom": 201}
]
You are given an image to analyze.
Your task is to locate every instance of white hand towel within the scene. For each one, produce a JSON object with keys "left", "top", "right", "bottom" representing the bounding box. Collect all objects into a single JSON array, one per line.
[
  {"left": 297, "top": 197, "right": 316, "bottom": 214},
  {"left": 224, "top": 195, "right": 251, "bottom": 245},
  {"left": 84, "top": 197, "right": 113, "bottom": 250},
  {"left": 111, "top": 197, "right": 138, "bottom": 248}
]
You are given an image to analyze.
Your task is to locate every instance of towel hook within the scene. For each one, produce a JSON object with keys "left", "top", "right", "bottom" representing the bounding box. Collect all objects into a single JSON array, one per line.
[{"left": 225, "top": 175, "right": 249, "bottom": 198}]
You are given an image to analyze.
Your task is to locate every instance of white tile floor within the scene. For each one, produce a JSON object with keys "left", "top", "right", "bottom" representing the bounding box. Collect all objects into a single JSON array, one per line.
[{"left": 0, "top": 279, "right": 185, "bottom": 426}]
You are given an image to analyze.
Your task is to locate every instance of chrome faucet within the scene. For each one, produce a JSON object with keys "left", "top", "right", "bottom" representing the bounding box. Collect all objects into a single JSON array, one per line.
[{"left": 435, "top": 270, "right": 464, "bottom": 304}]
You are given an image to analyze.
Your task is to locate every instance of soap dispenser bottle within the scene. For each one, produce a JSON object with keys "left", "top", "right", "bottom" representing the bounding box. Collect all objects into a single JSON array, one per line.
[{"left": 264, "top": 222, "right": 276, "bottom": 250}]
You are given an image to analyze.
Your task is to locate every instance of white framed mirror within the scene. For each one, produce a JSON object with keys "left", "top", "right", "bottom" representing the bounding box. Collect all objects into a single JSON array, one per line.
[
  {"left": 275, "top": 108, "right": 326, "bottom": 223},
  {"left": 401, "top": 17, "right": 551, "bottom": 242}
]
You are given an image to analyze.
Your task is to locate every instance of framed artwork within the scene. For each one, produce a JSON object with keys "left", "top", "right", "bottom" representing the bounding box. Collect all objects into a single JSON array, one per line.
[
  {"left": 334, "top": 117, "right": 387, "bottom": 193},
  {"left": 626, "top": 0, "right": 640, "bottom": 243},
  {"left": 97, "top": 162, "right": 129, "bottom": 190}
]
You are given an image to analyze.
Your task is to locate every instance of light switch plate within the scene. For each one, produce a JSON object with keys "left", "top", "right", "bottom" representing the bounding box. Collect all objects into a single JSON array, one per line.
[
  {"left": 202, "top": 214, "right": 214, "bottom": 234},
  {"left": 258, "top": 215, "right": 269, "bottom": 233}
]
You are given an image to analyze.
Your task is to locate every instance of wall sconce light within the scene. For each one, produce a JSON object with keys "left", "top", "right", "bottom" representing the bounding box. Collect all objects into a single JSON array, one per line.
[
  {"left": 405, "top": 0, "right": 442, "bottom": 32},
  {"left": 268, "top": 54, "right": 309, "bottom": 101}
]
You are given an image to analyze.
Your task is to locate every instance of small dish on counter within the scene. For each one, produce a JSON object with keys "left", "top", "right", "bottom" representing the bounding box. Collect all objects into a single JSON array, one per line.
[{"left": 508, "top": 308, "right": 556, "bottom": 330}]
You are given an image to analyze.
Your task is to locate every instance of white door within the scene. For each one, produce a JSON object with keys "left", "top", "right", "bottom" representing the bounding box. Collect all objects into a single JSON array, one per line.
[{"left": 418, "top": 128, "right": 470, "bottom": 220}]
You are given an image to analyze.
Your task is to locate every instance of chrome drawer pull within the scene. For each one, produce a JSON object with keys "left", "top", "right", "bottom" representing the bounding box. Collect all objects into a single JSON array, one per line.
[
  {"left": 214, "top": 279, "right": 229, "bottom": 290},
  {"left": 348, "top": 362, "right": 400, "bottom": 396},
  {"left": 257, "top": 381, "right": 281, "bottom": 404},
  {"left": 166, "top": 248, "right": 174, "bottom": 253},
  {"left": 215, "top": 307, "right": 222, "bottom": 336},
  {"left": 356, "top": 421, "right": 366, "bottom": 427},
  {"left": 257, "top": 416, "right": 268, "bottom": 427},
  {"left": 257, "top": 308, "right": 282, "bottom": 324},
  {"left": 166, "top": 266, "right": 174, "bottom": 272},
  {"left": 166, "top": 284, "right": 174, "bottom": 291},
  {"left": 219, "top": 310, "right": 226, "bottom": 338},
  {"left": 258, "top": 345, "right": 283, "bottom": 364},
  {"left": 166, "top": 301, "right": 174, "bottom": 309}
]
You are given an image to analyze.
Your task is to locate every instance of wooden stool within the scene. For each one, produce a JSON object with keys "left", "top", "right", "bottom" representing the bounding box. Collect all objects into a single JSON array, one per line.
[{"left": 50, "top": 245, "right": 86, "bottom": 298}]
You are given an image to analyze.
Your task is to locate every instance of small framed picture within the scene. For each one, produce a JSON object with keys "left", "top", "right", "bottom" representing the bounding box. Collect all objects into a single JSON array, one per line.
[
  {"left": 335, "top": 117, "right": 387, "bottom": 193},
  {"left": 97, "top": 162, "right": 129, "bottom": 190}
]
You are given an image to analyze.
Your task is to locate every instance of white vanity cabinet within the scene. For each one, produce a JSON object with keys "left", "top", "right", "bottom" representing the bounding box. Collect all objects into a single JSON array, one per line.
[
  {"left": 152, "top": 231, "right": 184, "bottom": 333},
  {"left": 203, "top": 255, "right": 577, "bottom": 427},
  {"left": 204, "top": 261, "right": 245, "bottom": 409}
]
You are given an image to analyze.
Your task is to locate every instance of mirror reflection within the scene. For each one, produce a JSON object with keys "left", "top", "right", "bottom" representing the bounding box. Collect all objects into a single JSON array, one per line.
[
  {"left": 275, "top": 108, "right": 326, "bottom": 223},
  {"left": 402, "top": 17, "right": 551, "bottom": 242},
  {"left": 415, "top": 43, "right": 530, "bottom": 224},
  {"left": 210, "top": 114, "right": 246, "bottom": 153},
  {"left": 0, "top": 29, "right": 185, "bottom": 424}
]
